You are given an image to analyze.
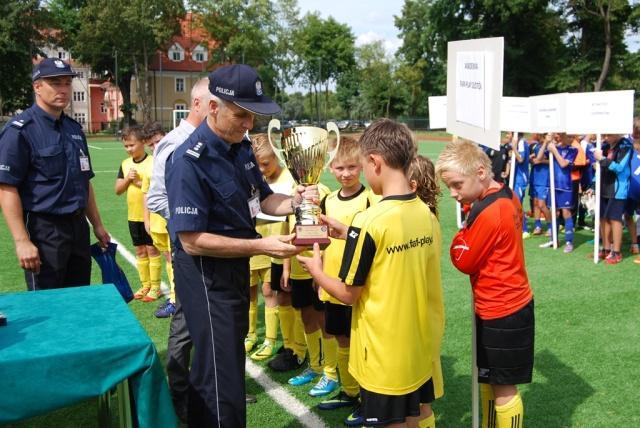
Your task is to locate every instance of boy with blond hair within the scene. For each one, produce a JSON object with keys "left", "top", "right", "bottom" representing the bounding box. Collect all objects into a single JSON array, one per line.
[
  {"left": 436, "top": 139, "right": 534, "bottom": 428},
  {"left": 298, "top": 118, "right": 440, "bottom": 428}
]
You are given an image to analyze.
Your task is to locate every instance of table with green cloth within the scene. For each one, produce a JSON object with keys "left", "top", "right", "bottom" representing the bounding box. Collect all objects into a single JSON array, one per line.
[{"left": 0, "top": 285, "right": 177, "bottom": 427}]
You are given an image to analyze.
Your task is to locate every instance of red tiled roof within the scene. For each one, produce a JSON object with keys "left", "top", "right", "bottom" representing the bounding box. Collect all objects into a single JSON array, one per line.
[{"left": 149, "top": 12, "right": 218, "bottom": 73}]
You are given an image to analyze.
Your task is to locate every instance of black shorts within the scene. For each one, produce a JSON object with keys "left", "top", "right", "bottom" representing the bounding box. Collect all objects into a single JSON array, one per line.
[
  {"left": 324, "top": 302, "right": 352, "bottom": 337},
  {"left": 360, "top": 378, "right": 435, "bottom": 426},
  {"left": 476, "top": 300, "right": 535, "bottom": 385},
  {"left": 291, "top": 278, "right": 324, "bottom": 310},
  {"left": 270, "top": 262, "right": 284, "bottom": 292},
  {"left": 600, "top": 198, "right": 626, "bottom": 222},
  {"left": 128, "top": 221, "right": 153, "bottom": 246},
  {"left": 624, "top": 198, "right": 639, "bottom": 216}
]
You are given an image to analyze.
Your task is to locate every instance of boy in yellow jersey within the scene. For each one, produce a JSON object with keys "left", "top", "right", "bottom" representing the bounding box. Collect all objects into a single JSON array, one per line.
[
  {"left": 317, "top": 137, "right": 375, "bottom": 412},
  {"left": 298, "top": 118, "right": 441, "bottom": 428},
  {"left": 115, "top": 125, "right": 161, "bottom": 301},
  {"left": 244, "top": 134, "right": 288, "bottom": 358},
  {"left": 285, "top": 181, "right": 337, "bottom": 396},
  {"left": 140, "top": 125, "right": 176, "bottom": 311}
]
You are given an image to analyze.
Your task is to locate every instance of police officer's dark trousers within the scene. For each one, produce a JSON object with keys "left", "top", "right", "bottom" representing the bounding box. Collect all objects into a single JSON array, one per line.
[
  {"left": 24, "top": 209, "right": 91, "bottom": 290},
  {"left": 174, "top": 248, "right": 249, "bottom": 428},
  {"left": 166, "top": 293, "right": 192, "bottom": 421}
]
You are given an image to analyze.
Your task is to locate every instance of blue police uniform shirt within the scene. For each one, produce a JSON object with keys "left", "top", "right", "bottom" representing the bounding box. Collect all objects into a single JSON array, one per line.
[
  {"left": 0, "top": 104, "right": 94, "bottom": 214},
  {"left": 166, "top": 121, "right": 273, "bottom": 250},
  {"left": 530, "top": 142, "right": 550, "bottom": 187},
  {"left": 552, "top": 145, "right": 577, "bottom": 192}
]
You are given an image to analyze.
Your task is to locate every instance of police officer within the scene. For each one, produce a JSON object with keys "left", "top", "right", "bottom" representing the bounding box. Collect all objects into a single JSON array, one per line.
[
  {"left": 0, "top": 58, "right": 110, "bottom": 290},
  {"left": 166, "top": 64, "right": 314, "bottom": 427}
]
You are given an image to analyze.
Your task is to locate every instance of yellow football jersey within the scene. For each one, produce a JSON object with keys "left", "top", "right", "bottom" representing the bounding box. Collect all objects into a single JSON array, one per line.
[
  {"left": 119, "top": 154, "right": 152, "bottom": 222},
  {"left": 140, "top": 158, "right": 167, "bottom": 234},
  {"left": 340, "top": 194, "right": 442, "bottom": 395}
]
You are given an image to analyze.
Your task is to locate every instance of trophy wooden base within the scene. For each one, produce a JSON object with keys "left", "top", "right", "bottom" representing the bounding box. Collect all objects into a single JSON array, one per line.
[{"left": 293, "top": 224, "right": 331, "bottom": 249}]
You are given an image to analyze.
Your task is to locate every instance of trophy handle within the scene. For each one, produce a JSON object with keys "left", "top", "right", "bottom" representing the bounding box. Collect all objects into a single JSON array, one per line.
[
  {"left": 325, "top": 121, "right": 341, "bottom": 169},
  {"left": 267, "top": 119, "right": 287, "bottom": 165}
]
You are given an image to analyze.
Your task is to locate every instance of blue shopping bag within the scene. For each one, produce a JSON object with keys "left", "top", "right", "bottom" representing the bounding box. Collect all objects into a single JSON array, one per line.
[{"left": 90, "top": 242, "right": 134, "bottom": 303}]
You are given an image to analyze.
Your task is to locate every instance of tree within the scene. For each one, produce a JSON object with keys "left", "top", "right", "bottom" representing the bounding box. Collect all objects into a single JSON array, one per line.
[
  {"left": 50, "top": 0, "right": 184, "bottom": 124},
  {"left": 0, "top": 0, "right": 47, "bottom": 115}
]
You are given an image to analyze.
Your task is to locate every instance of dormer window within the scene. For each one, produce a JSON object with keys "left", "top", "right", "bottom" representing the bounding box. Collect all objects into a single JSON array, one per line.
[
  {"left": 168, "top": 43, "right": 184, "bottom": 62},
  {"left": 192, "top": 45, "right": 208, "bottom": 63}
]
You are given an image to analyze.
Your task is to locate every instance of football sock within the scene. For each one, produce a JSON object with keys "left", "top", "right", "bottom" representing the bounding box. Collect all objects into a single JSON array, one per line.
[
  {"left": 148, "top": 255, "right": 162, "bottom": 292},
  {"left": 338, "top": 344, "right": 359, "bottom": 397},
  {"left": 495, "top": 393, "right": 523, "bottom": 428},
  {"left": 304, "top": 328, "right": 322, "bottom": 373},
  {"left": 419, "top": 412, "right": 436, "bottom": 428},
  {"left": 136, "top": 256, "right": 150, "bottom": 288},
  {"left": 322, "top": 336, "right": 338, "bottom": 382},
  {"left": 278, "top": 304, "right": 295, "bottom": 351},
  {"left": 535, "top": 219, "right": 542, "bottom": 229},
  {"left": 481, "top": 383, "right": 496, "bottom": 428},
  {"left": 166, "top": 261, "right": 175, "bottom": 303},
  {"left": 292, "top": 310, "right": 307, "bottom": 361},
  {"left": 265, "top": 306, "right": 279, "bottom": 342},
  {"left": 248, "top": 296, "right": 258, "bottom": 339},
  {"left": 522, "top": 211, "right": 528, "bottom": 232},
  {"left": 564, "top": 217, "right": 574, "bottom": 244}
]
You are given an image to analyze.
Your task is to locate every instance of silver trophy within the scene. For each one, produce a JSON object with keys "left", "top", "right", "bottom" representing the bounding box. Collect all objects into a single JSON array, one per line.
[{"left": 268, "top": 119, "right": 340, "bottom": 248}]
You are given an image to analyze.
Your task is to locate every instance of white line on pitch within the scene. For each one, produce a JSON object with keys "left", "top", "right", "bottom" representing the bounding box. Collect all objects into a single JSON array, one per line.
[
  {"left": 110, "top": 236, "right": 321, "bottom": 427},
  {"left": 88, "top": 144, "right": 102, "bottom": 150},
  {"left": 94, "top": 170, "right": 118, "bottom": 173},
  {"left": 245, "top": 360, "right": 327, "bottom": 428}
]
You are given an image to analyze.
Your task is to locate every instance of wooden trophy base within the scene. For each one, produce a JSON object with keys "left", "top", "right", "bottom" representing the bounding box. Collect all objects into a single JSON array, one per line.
[{"left": 293, "top": 224, "right": 331, "bottom": 249}]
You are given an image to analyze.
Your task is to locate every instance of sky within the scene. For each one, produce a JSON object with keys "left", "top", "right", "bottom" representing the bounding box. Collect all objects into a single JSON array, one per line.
[{"left": 296, "top": 0, "right": 403, "bottom": 55}]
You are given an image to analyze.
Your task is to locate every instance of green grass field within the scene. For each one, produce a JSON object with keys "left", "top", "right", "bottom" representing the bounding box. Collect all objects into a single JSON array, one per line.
[{"left": 1, "top": 135, "right": 639, "bottom": 427}]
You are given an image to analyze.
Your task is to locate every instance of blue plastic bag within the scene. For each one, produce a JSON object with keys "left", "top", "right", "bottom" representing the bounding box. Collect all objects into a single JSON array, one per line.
[{"left": 90, "top": 242, "right": 134, "bottom": 303}]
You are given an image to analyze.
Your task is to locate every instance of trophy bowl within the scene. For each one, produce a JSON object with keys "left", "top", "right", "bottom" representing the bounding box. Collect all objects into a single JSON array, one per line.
[{"left": 268, "top": 119, "right": 340, "bottom": 248}]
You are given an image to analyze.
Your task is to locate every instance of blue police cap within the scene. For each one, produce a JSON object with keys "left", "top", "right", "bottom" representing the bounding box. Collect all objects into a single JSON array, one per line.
[
  {"left": 32, "top": 58, "right": 78, "bottom": 82},
  {"left": 208, "top": 64, "right": 281, "bottom": 116}
]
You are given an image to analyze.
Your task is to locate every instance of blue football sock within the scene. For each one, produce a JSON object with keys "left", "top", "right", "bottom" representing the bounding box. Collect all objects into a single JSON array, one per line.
[
  {"left": 535, "top": 219, "right": 542, "bottom": 229},
  {"left": 565, "top": 217, "right": 574, "bottom": 244},
  {"left": 522, "top": 213, "right": 528, "bottom": 232}
]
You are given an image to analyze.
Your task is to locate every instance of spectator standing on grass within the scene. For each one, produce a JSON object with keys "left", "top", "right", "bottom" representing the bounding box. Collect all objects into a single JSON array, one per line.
[
  {"left": 593, "top": 134, "right": 633, "bottom": 264},
  {"left": 0, "top": 58, "right": 110, "bottom": 290},
  {"left": 144, "top": 76, "right": 210, "bottom": 422},
  {"left": 529, "top": 133, "right": 553, "bottom": 237}
]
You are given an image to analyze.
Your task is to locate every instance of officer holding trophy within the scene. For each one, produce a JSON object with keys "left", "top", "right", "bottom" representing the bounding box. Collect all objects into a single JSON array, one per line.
[{"left": 166, "top": 64, "right": 319, "bottom": 427}]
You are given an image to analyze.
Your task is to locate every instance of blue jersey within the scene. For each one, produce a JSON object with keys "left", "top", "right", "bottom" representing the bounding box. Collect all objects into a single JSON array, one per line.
[
  {"left": 513, "top": 139, "right": 530, "bottom": 187},
  {"left": 552, "top": 145, "right": 577, "bottom": 192},
  {"left": 629, "top": 149, "right": 640, "bottom": 201},
  {"left": 600, "top": 137, "right": 633, "bottom": 200},
  {"left": 580, "top": 139, "right": 596, "bottom": 189},
  {"left": 530, "top": 141, "right": 549, "bottom": 187},
  {"left": 0, "top": 104, "right": 94, "bottom": 214},
  {"left": 166, "top": 121, "right": 273, "bottom": 248}
]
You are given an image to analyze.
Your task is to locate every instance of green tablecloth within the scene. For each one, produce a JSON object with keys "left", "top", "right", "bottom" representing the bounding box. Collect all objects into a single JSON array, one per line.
[{"left": 0, "top": 285, "right": 177, "bottom": 427}]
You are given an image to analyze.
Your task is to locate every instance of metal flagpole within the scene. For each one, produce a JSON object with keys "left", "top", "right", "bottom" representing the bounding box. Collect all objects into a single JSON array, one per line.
[
  {"left": 549, "top": 153, "right": 558, "bottom": 249},
  {"left": 508, "top": 132, "right": 518, "bottom": 190},
  {"left": 593, "top": 134, "right": 602, "bottom": 263}
]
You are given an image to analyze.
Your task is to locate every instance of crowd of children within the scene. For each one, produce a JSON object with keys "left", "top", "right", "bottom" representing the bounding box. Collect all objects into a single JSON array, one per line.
[{"left": 492, "top": 126, "right": 640, "bottom": 263}]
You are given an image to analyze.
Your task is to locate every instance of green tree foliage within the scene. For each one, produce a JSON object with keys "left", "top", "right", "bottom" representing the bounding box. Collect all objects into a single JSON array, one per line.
[{"left": 0, "top": 0, "right": 47, "bottom": 114}]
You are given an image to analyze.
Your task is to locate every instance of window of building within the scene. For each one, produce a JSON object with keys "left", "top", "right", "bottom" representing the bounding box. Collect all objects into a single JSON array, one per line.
[
  {"left": 73, "top": 113, "right": 86, "bottom": 124},
  {"left": 168, "top": 43, "right": 184, "bottom": 62},
  {"left": 174, "top": 103, "right": 187, "bottom": 111},
  {"left": 58, "top": 51, "right": 67, "bottom": 60},
  {"left": 77, "top": 71, "right": 84, "bottom": 78},
  {"left": 100, "top": 102, "right": 107, "bottom": 113},
  {"left": 73, "top": 91, "right": 85, "bottom": 102},
  {"left": 192, "top": 45, "right": 208, "bottom": 63},
  {"left": 175, "top": 78, "right": 185, "bottom": 93}
]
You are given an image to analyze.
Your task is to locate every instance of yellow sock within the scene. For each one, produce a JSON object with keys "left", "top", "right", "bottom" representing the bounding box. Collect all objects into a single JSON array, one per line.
[
  {"left": 265, "top": 306, "right": 279, "bottom": 342},
  {"left": 338, "top": 344, "right": 359, "bottom": 397},
  {"left": 248, "top": 295, "right": 258, "bottom": 338},
  {"left": 419, "top": 412, "right": 436, "bottom": 428},
  {"left": 136, "top": 256, "right": 150, "bottom": 288},
  {"left": 322, "top": 336, "right": 338, "bottom": 381},
  {"left": 165, "top": 260, "right": 175, "bottom": 302},
  {"left": 481, "top": 384, "right": 496, "bottom": 428},
  {"left": 495, "top": 393, "right": 523, "bottom": 428},
  {"left": 304, "top": 328, "right": 322, "bottom": 373},
  {"left": 278, "top": 304, "right": 295, "bottom": 350},
  {"left": 148, "top": 255, "right": 162, "bottom": 292},
  {"left": 292, "top": 310, "right": 307, "bottom": 360}
]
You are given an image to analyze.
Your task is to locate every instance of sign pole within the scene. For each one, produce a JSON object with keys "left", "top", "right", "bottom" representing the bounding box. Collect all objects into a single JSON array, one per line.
[
  {"left": 508, "top": 132, "right": 518, "bottom": 190},
  {"left": 549, "top": 153, "right": 558, "bottom": 249},
  {"left": 594, "top": 134, "right": 602, "bottom": 263}
]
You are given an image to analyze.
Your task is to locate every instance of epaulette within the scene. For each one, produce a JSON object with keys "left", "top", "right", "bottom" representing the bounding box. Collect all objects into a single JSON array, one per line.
[
  {"left": 9, "top": 118, "right": 31, "bottom": 130},
  {"left": 185, "top": 141, "right": 206, "bottom": 159}
]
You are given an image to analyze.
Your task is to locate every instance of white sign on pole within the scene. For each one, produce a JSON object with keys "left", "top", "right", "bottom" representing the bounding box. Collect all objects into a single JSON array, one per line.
[
  {"left": 500, "top": 97, "right": 532, "bottom": 132},
  {"left": 565, "top": 90, "right": 635, "bottom": 135},
  {"left": 447, "top": 37, "right": 504, "bottom": 150},
  {"left": 530, "top": 93, "right": 567, "bottom": 133},
  {"left": 428, "top": 96, "right": 448, "bottom": 129}
]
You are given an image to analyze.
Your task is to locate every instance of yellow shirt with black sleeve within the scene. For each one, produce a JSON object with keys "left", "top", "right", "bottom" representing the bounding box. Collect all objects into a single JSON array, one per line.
[
  {"left": 319, "top": 185, "right": 375, "bottom": 304},
  {"left": 289, "top": 182, "right": 331, "bottom": 280},
  {"left": 265, "top": 169, "right": 296, "bottom": 266},
  {"left": 339, "top": 193, "right": 441, "bottom": 395},
  {"left": 118, "top": 154, "right": 153, "bottom": 222}
]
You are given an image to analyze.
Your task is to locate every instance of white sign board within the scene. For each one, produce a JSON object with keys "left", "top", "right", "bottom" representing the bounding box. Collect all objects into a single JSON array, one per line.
[
  {"left": 530, "top": 93, "right": 568, "bottom": 133},
  {"left": 500, "top": 97, "right": 532, "bottom": 132},
  {"left": 565, "top": 90, "right": 635, "bottom": 135},
  {"left": 447, "top": 37, "right": 504, "bottom": 150},
  {"left": 428, "top": 96, "right": 447, "bottom": 129}
]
